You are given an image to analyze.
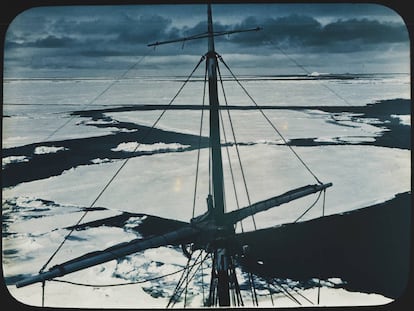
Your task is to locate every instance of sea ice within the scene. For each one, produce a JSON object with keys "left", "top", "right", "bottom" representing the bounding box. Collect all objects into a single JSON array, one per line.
[
  {"left": 3, "top": 145, "right": 409, "bottom": 228},
  {"left": 111, "top": 142, "right": 191, "bottom": 153},
  {"left": 391, "top": 114, "right": 411, "bottom": 126},
  {"left": 2, "top": 155, "right": 30, "bottom": 168},
  {"left": 34, "top": 146, "right": 68, "bottom": 155}
]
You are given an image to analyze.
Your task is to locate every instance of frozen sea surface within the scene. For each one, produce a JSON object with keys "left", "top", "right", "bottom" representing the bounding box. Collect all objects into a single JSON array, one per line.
[
  {"left": 2, "top": 73, "right": 409, "bottom": 148},
  {"left": 3, "top": 145, "right": 410, "bottom": 229},
  {"left": 2, "top": 73, "right": 411, "bottom": 307}
]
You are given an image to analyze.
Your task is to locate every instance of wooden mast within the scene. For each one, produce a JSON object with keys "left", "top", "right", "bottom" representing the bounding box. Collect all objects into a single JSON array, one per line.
[
  {"left": 15, "top": 5, "right": 333, "bottom": 308},
  {"left": 206, "top": 4, "right": 225, "bottom": 222},
  {"left": 205, "top": 4, "right": 232, "bottom": 306}
]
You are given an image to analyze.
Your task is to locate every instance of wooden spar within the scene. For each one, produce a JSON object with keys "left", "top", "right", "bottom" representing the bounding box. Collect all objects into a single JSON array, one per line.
[
  {"left": 225, "top": 183, "right": 333, "bottom": 225},
  {"left": 16, "top": 226, "right": 198, "bottom": 288},
  {"left": 14, "top": 5, "right": 334, "bottom": 308},
  {"left": 15, "top": 182, "right": 331, "bottom": 289}
]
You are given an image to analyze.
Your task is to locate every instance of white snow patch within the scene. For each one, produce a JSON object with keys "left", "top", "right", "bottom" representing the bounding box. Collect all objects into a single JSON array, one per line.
[
  {"left": 391, "top": 114, "right": 411, "bottom": 126},
  {"left": 77, "top": 119, "right": 118, "bottom": 126},
  {"left": 338, "top": 136, "right": 377, "bottom": 143},
  {"left": 34, "top": 146, "right": 68, "bottom": 155},
  {"left": 2, "top": 155, "right": 30, "bottom": 168},
  {"left": 327, "top": 277, "right": 345, "bottom": 285},
  {"left": 309, "top": 71, "right": 324, "bottom": 77},
  {"left": 90, "top": 158, "right": 112, "bottom": 164},
  {"left": 111, "top": 142, "right": 190, "bottom": 153}
]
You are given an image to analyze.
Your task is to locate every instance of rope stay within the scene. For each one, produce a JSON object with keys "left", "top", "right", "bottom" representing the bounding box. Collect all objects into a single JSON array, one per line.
[
  {"left": 219, "top": 109, "right": 244, "bottom": 233},
  {"left": 47, "top": 251, "right": 207, "bottom": 289},
  {"left": 39, "top": 55, "right": 206, "bottom": 275},
  {"left": 218, "top": 55, "right": 323, "bottom": 185},
  {"left": 318, "top": 188, "right": 327, "bottom": 304},
  {"left": 273, "top": 45, "right": 353, "bottom": 107},
  {"left": 44, "top": 51, "right": 152, "bottom": 142},
  {"left": 36, "top": 44, "right": 332, "bottom": 311},
  {"left": 293, "top": 190, "right": 323, "bottom": 223},
  {"left": 23, "top": 5, "right": 337, "bottom": 308},
  {"left": 217, "top": 60, "right": 257, "bottom": 231},
  {"left": 248, "top": 271, "right": 259, "bottom": 306},
  {"left": 270, "top": 279, "right": 302, "bottom": 305},
  {"left": 192, "top": 63, "right": 208, "bottom": 219},
  {"left": 269, "top": 277, "right": 318, "bottom": 306},
  {"left": 167, "top": 250, "right": 211, "bottom": 308},
  {"left": 35, "top": 52, "right": 332, "bottom": 308}
]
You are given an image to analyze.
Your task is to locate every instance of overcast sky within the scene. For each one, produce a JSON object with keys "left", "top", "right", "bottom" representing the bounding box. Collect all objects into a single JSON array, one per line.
[{"left": 4, "top": 3, "right": 410, "bottom": 77}]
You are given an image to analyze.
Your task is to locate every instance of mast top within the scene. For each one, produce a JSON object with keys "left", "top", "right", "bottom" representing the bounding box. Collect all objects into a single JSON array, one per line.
[
  {"left": 147, "top": 4, "right": 261, "bottom": 48},
  {"left": 207, "top": 3, "right": 215, "bottom": 53}
]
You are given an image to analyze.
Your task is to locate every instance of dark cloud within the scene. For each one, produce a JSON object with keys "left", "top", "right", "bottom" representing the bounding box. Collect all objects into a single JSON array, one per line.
[
  {"left": 3, "top": 4, "right": 409, "bottom": 74},
  {"left": 29, "top": 35, "right": 78, "bottom": 48},
  {"left": 315, "top": 18, "right": 408, "bottom": 44},
  {"left": 229, "top": 15, "right": 408, "bottom": 53}
]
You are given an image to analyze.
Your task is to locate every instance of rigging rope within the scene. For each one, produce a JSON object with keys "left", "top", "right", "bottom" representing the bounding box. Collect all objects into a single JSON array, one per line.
[
  {"left": 218, "top": 55, "right": 323, "bottom": 185},
  {"left": 284, "top": 282, "right": 315, "bottom": 305},
  {"left": 183, "top": 248, "right": 194, "bottom": 307},
  {"left": 274, "top": 45, "right": 353, "bottom": 107},
  {"left": 266, "top": 279, "right": 275, "bottom": 306},
  {"left": 217, "top": 60, "right": 257, "bottom": 230},
  {"left": 192, "top": 63, "right": 208, "bottom": 218},
  {"left": 270, "top": 279, "right": 302, "bottom": 305},
  {"left": 248, "top": 271, "right": 259, "bottom": 306},
  {"left": 50, "top": 252, "right": 207, "bottom": 288},
  {"left": 41, "top": 281, "right": 45, "bottom": 307},
  {"left": 293, "top": 190, "right": 323, "bottom": 223},
  {"left": 44, "top": 51, "right": 152, "bottom": 142},
  {"left": 168, "top": 251, "right": 211, "bottom": 308},
  {"left": 39, "top": 55, "right": 206, "bottom": 274},
  {"left": 219, "top": 110, "right": 245, "bottom": 233},
  {"left": 318, "top": 189, "right": 327, "bottom": 304}
]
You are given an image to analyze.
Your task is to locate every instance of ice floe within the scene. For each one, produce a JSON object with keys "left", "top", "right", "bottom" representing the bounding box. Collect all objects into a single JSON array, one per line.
[{"left": 34, "top": 146, "right": 68, "bottom": 155}]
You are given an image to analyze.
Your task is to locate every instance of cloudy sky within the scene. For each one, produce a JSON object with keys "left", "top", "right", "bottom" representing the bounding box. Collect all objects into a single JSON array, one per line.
[{"left": 4, "top": 3, "right": 410, "bottom": 77}]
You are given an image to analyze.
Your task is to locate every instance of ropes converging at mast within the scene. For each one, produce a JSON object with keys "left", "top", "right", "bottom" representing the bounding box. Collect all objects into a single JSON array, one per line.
[
  {"left": 23, "top": 4, "right": 334, "bottom": 308},
  {"left": 34, "top": 49, "right": 330, "bottom": 308},
  {"left": 44, "top": 50, "right": 153, "bottom": 142},
  {"left": 38, "top": 55, "right": 206, "bottom": 279}
]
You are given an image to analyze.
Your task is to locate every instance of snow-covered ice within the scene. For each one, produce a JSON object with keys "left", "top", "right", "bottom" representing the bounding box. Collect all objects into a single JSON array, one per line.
[
  {"left": 2, "top": 155, "right": 30, "bottom": 168},
  {"left": 111, "top": 142, "right": 191, "bottom": 153},
  {"left": 391, "top": 114, "right": 411, "bottom": 126},
  {"left": 34, "top": 146, "right": 68, "bottom": 155},
  {"left": 3, "top": 144, "right": 410, "bottom": 229},
  {"left": 2, "top": 73, "right": 410, "bottom": 308}
]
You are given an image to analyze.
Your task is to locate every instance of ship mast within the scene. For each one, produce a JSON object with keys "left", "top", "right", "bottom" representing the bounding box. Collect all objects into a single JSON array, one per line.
[
  {"left": 205, "top": 5, "right": 231, "bottom": 306},
  {"left": 206, "top": 4, "right": 226, "bottom": 224},
  {"left": 15, "top": 4, "right": 333, "bottom": 308}
]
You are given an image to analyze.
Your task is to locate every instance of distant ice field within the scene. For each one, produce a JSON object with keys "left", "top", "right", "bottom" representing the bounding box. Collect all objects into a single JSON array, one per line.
[
  {"left": 2, "top": 73, "right": 410, "bottom": 148},
  {"left": 2, "top": 73, "right": 411, "bottom": 227},
  {"left": 2, "top": 73, "right": 410, "bottom": 307}
]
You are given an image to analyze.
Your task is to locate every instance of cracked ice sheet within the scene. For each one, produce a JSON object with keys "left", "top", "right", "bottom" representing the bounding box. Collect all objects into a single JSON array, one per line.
[
  {"left": 2, "top": 114, "right": 120, "bottom": 148},
  {"left": 3, "top": 144, "right": 410, "bottom": 230},
  {"left": 7, "top": 265, "right": 392, "bottom": 308},
  {"left": 107, "top": 108, "right": 385, "bottom": 144}
]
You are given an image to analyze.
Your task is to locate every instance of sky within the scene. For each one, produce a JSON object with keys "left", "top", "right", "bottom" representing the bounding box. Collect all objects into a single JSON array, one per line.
[{"left": 3, "top": 3, "right": 410, "bottom": 77}]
